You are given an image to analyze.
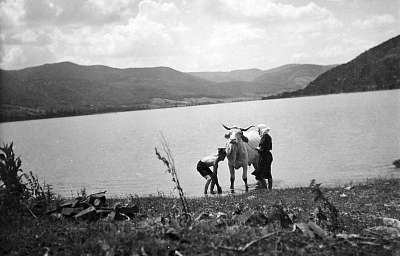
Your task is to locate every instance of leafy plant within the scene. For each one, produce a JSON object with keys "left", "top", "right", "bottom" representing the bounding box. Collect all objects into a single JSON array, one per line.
[
  {"left": 0, "top": 142, "right": 55, "bottom": 222},
  {"left": 0, "top": 142, "right": 26, "bottom": 198}
]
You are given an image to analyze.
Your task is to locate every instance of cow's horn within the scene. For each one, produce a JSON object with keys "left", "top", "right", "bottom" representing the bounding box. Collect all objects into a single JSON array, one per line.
[
  {"left": 240, "top": 125, "right": 254, "bottom": 131},
  {"left": 222, "top": 124, "right": 233, "bottom": 130}
]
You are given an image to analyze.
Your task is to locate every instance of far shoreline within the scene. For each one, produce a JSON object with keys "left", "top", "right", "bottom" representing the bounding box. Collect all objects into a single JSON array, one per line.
[{"left": 1, "top": 87, "right": 399, "bottom": 123}]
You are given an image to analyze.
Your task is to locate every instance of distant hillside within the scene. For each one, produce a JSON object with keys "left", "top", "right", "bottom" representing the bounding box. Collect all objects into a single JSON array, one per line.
[
  {"left": 189, "top": 68, "right": 264, "bottom": 82},
  {"left": 0, "top": 61, "right": 340, "bottom": 121},
  {"left": 253, "top": 64, "right": 336, "bottom": 93},
  {"left": 267, "top": 35, "right": 400, "bottom": 99},
  {"left": 0, "top": 62, "right": 230, "bottom": 121},
  {"left": 190, "top": 64, "right": 335, "bottom": 95}
]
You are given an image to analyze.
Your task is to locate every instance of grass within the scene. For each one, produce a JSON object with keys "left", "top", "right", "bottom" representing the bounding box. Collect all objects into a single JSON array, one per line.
[{"left": 1, "top": 178, "right": 400, "bottom": 255}]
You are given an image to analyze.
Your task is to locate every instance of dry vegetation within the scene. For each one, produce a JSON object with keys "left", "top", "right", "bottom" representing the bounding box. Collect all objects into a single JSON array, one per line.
[{"left": 2, "top": 179, "right": 400, "bottom": 255}]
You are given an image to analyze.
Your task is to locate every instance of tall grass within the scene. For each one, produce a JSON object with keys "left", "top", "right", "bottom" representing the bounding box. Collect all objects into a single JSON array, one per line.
[{"left": 155, "top": 133, "right": 189, "bottom": 216}]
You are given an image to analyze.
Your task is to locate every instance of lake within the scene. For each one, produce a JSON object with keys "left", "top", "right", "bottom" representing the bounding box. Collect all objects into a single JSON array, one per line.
[{"left": 1, "top": 90, "right": 400, "bottom": 197}]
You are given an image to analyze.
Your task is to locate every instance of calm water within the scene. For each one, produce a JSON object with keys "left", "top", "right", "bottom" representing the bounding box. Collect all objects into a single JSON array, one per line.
[{"left": 1, "top": 90, "right": 400, "bottom": 196}]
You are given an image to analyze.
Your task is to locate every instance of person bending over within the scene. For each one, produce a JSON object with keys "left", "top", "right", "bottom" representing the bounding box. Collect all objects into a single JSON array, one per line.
[{"left": 196, "top": 148, "right": 226, "bottom": 194}]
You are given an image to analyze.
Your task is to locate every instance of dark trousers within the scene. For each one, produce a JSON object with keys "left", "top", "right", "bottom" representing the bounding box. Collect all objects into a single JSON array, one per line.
[{"left": 253, "top": 151, "right": 273, "bottom": 189}]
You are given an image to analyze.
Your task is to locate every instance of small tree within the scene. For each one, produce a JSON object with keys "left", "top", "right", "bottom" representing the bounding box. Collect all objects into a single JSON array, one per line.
[{"left": 0, "top": 142, "right": 26, "bottom": 198}]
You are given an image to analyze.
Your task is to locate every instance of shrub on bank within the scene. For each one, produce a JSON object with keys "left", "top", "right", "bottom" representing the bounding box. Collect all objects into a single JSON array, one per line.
[{"left": 0, "top": 142, "right": 54, "bottom": 224}]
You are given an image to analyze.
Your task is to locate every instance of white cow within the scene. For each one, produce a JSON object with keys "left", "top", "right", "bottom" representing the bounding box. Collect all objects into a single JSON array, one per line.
[{"left": 222, "top": 124, "right": 261, "bottom": 192}]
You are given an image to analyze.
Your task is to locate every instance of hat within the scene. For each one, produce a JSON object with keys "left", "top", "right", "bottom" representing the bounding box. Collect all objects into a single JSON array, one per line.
[
  {"left": 257, "top": 124, "right": 267, "bottom": 131},
  {"left": 257, "top": 124, "right": 270, "bottom": 135},
  {"left": 262, "top": 127, "right": 271, "bottom": 134}
]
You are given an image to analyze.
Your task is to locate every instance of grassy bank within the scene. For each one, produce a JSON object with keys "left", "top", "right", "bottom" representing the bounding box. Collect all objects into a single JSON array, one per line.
[{"left": 1, "top": 178, "right": 400, "bottom": 255}]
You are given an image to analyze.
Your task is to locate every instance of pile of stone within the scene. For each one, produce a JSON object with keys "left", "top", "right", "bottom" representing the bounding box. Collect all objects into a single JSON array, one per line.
[{"left": 47, "top": 191, "right": 138, "bottom": 221}]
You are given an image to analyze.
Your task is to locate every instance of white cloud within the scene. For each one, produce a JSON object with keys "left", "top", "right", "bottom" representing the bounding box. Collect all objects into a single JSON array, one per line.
[
  {"left": 0, "top": 0, "right": 25, "bottom": 30},
  {"left": 292, "top": 52, "right": 309, "bottom": 62},
  {"left": 208, "top": 23, "right": 266, "bottom": 47},
  {"left": 316, "top": 36, "right": 371, "bottom": 61},
  {"left": 352, "top": 14, "right": 396, "bottom": 29},
  {"left": 219, "top": 0, "right": 337, "bottom": 22},
  {"left": 0, "top": 0, "right": 398, "bottom": 71}
]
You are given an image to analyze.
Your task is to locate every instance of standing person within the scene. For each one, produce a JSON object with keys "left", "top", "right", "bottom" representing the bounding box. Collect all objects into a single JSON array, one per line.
[
  {"left": 253, "top": 124, "right": 273, "bottom": 190},
  {"left": 196, "top": 148, "right": 226, "bottom": 194}
]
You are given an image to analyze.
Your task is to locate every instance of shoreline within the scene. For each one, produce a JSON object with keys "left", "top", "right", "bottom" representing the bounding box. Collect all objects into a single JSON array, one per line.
[
  {"left": 2, "top": 88, "right": 399, "bottom": 123},
  {"left": 2, "top": 177, "right": 400, "bottom": 255},
  {"left": 35, "top": 172, "right": 400, "bottom": 199}
]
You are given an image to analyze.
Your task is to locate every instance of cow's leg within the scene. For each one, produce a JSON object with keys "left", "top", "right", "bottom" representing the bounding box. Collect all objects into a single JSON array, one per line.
[
  {"left": 242, "top": 165, "right": 249, "bottom": 192},
  {"left": 268, "top": 178, "right": 273, "bottom": 190},
  {"left": 229, "top": 165, "right": 235, "bottom": 192}
]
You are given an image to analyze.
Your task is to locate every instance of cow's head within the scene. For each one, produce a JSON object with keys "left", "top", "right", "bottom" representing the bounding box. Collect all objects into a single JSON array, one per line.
[{"left": 222, "top": 124, "right": 253, "bottom": 144}]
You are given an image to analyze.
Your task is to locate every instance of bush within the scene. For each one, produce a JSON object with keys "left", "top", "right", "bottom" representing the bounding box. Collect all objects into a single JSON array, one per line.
[
  {"left": 0, "top": 142, "right": 54, "bottom": 223},
  {"left": 0, "top": 142, "right": 26, "bottom": 199}
]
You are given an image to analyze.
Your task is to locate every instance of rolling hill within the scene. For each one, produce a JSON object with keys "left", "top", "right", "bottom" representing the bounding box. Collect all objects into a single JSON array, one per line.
[
  {"left": 190, "top": 64, "right": 336, "bottom": 94},
  {"left": 0, "top": 62, "right": 226, "bottom": 121},
  {"left": 253, "top": 64, "right": 336, "bottom": 93},
  {"left": 267, "top": 35, "right": 400, "bottom": 99},
  {"left": 0, "top": 62, "right": 336, "bottom": 121},
  {"left": 189, "top": 68, "right": 264, "bottom": 82}
]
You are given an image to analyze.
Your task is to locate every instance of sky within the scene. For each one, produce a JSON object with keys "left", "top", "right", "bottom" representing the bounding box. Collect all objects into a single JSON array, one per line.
[{"left": 0, "top": 0, "right": 399, "bottom": 72}]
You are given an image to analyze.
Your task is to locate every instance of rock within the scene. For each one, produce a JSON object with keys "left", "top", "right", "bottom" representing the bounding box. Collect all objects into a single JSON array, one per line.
[
  {"left": 383, "top": 217, "right": 400, "bottom": 229},
  {"left": 61, "top": 207, "right": 83, "bottom": 217},
  {"left": 89, "top": 192, "right": 106, "bottom": 207},
  {"left": 46, "top": 206, "right": 59, "bottom": 215},
  {"left": 60, "top": 199, "right": 80, "bottom": 208},
  {"left": 96, "top": 209, "right": 113, "bottom": 218},
  {"left": 74, "top": 206, "right": 97, "bottom": 220},
  {"left": 118, "top": 205, "right": 139, "bottom": 218}
]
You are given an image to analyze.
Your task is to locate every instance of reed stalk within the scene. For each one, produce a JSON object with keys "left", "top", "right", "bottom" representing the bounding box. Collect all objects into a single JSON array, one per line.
[{"left": 155, "top": 133, "right": 189, "bottom": 215}]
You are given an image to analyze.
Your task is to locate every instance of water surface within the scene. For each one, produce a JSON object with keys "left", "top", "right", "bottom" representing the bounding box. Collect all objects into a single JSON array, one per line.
[{"left": 1, "top": 90, "right": 399, "bottom": 196}]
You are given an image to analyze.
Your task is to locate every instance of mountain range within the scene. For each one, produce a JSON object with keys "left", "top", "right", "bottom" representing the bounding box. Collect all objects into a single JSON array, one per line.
[
  {"left": 266, "top": 34, "right": 400, "bottom": 99},
  {"left": 1, "top": 34, "right": 399, "bottom": 122},
  {"left": 0, "top": 62, "right": 334, "bottom": 121}
]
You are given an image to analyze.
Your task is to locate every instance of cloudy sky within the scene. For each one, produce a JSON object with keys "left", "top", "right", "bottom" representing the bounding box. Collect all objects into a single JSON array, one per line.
[{"left": 1, "top": 0, "right": 399, "bottom": 71}]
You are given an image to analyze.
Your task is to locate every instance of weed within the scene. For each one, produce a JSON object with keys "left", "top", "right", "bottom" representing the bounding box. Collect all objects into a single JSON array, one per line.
[{"left": 155, "top": 133, "right": 189, "bottom": 218}]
